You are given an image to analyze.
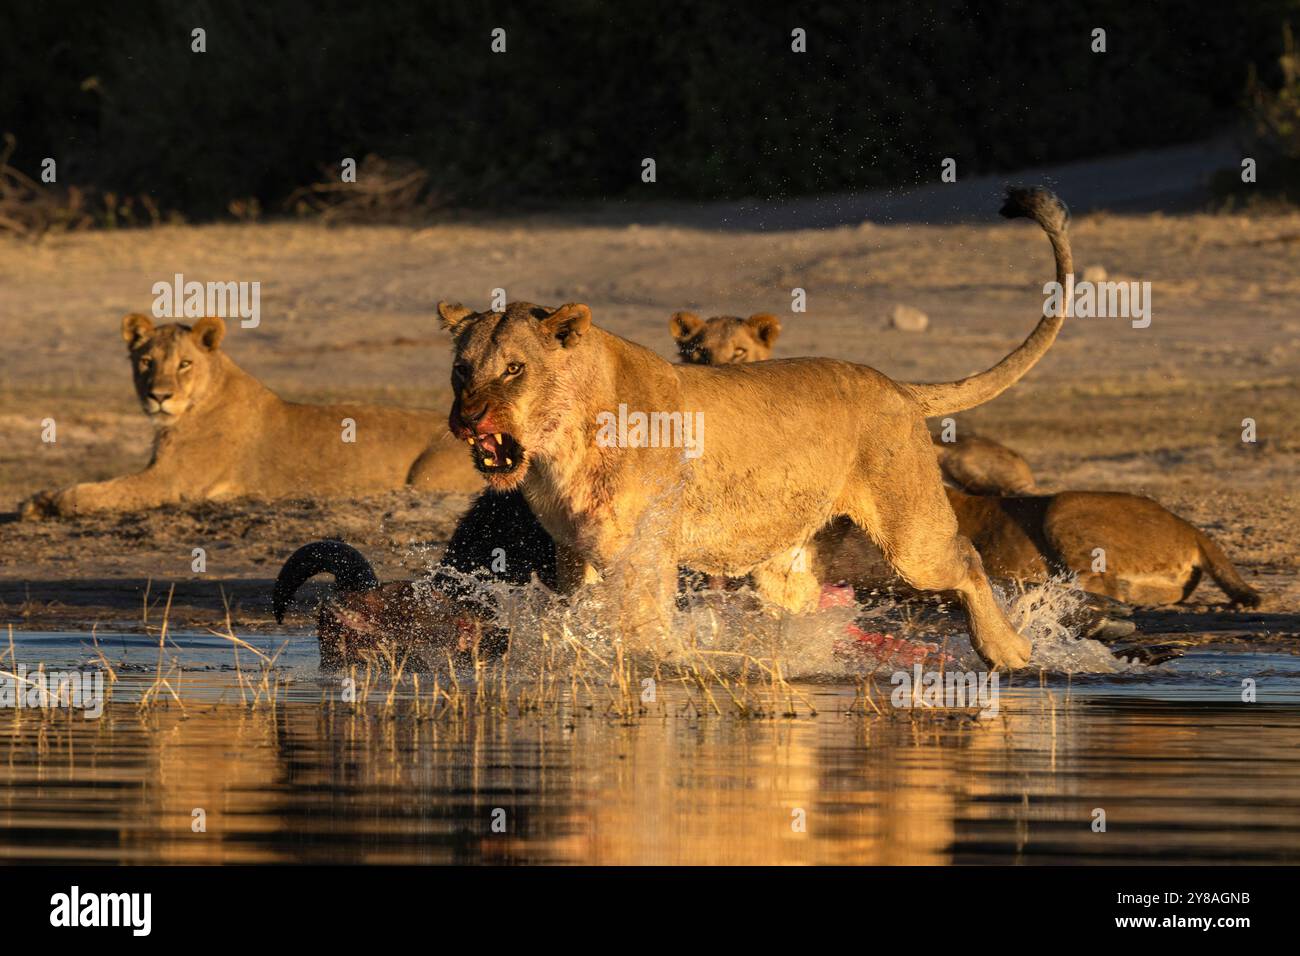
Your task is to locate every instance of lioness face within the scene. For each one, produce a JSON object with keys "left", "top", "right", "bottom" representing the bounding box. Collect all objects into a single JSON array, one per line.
[
  {"left": 437, "top": 300, "right": 592, "bottom": 490},
  {"left": 669, "top": 311, "right": 781, "bottom": 365},
  {"left": 121, "top": 313, "right": 226, "bottom": 423}
]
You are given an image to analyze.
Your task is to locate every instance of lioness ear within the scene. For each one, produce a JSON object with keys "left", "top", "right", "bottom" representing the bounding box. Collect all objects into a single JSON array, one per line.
[
  {"left": 190, "top": 316, "right": 226, "bottom": 352},
  {"left": 121, "top": 313, "right": 155, "bottom": 349},
  {"left": 437, "top": 301, "right": 474, "bottom": 331},
  {"left": 539, "top": 303, "right": 592, "bottom": 349},
  {"left": 746, "top": 313, "right": 782, "bottom": 348},
  {"left": 669, "top": 311, "right": 704, "bottom": 341}
]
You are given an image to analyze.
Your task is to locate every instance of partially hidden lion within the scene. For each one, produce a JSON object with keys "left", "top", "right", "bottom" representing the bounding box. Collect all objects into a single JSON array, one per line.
[
  {"left": 671, "top": 308, "right": 1038, "bottom": 496},
  {"left": 812, "top": 487, "right": 1262, "bottom": 608},
  {"left": 669, "top": 311, "right": 782, "bottom": 365},
  {"left": 20, "top": 313, "right": 481, "bottom": 518},
  {"left": 931, "top": 432, "right": 1037, "bottom": 495},
  {"left": 435, "top": 186, "right": 1073, "bottom": 670}
]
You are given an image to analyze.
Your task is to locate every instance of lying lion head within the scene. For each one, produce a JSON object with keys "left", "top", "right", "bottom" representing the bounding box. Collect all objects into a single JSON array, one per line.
[
  {"left": 669, "top": 311, "right": 781, "bottom": 365},
  {"left": 437, "top": 300, "right": 592, "bottom": 489},
  {"left": 121, "top": 313, "right": 226, "bottom": 423}
]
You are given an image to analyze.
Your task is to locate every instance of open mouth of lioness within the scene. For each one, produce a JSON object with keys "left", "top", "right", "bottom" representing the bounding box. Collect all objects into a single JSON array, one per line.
[{"left": 467, "top": 431, "right": 524, "bottom": 476}]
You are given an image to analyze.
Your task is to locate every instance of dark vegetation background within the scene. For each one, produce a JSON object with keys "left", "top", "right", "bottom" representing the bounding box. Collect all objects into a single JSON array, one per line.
[{"left": 2, "top": 0, "right": 1299, "bottom": 220}]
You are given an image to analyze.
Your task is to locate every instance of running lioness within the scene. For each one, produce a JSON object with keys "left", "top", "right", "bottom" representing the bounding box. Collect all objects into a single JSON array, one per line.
[
  {"left": 20, "top": 314, "right": 481, "bottom": 517},
  {"left": 435, "top": 187, "right": 1072, "bottom": 670}
]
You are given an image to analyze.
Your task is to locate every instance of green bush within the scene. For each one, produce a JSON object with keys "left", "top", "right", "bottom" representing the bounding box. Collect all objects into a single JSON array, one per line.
[
  {"left": 1247, "top": 23, "right": 1300, "bottom": 200},
  {"left": 1, "top": 0, "right": 1296, "bottom": 218}
]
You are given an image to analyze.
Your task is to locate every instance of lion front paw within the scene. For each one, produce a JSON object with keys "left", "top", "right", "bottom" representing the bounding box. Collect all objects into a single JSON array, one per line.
[{"left": 973, "top": 626, "right": 1033, "bottom": 671}]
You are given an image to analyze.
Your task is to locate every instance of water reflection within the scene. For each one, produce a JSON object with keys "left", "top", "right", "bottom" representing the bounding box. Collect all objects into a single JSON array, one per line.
[{"left": 3, "top": 686, "right": 1298, "bottom": 864}]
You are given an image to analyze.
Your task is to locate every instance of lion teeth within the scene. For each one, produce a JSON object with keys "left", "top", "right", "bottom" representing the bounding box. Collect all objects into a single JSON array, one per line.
[
  {"left": 494, "top": 433, "right": 503, "bottom": 443},
  {"left": 484, "top": 457, "right": 497, "bottom": 467},
  {"left": 505, "top": 457, "right": 513, "bottom": 466},
  {"left": 467, "top": 437, "right": 475, "bottom": 445}
]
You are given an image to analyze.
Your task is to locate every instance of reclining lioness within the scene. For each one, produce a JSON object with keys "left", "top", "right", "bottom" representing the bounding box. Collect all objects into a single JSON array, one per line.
[
  {"left": 671, "top": 308, "right": 1038, "bottom": 495},
  {"left": 947, "top": 489, "right": 1261, "bottom": 606},
  {"left": 20, "top": 313, "right": 480, "bottom": 517},
  {"left": 435, "top": 187, "right": 1072, "bottom": 670}
]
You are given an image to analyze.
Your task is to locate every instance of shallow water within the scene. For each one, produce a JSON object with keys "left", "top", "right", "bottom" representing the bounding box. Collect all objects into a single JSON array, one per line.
[{"left": 2, "top": 627, "right": 1299, "bottom": 864}]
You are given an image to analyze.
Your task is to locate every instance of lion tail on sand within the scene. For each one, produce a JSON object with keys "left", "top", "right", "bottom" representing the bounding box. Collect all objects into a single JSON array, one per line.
[
  {"left": 1193, "top": 527, "right": 1263, "bottom": 607},
  {"left": 907, "top": 186, "right": 1072, "bottom": 417},
  {"left": 273, "top": 540, "right": 381, "bottom": 623}
]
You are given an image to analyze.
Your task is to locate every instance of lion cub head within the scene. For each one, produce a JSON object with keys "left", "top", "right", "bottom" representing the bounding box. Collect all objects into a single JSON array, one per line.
[
  {"left": 121, "top": 313, "right": 226, "bottom": 423},
  {"left": 437, "top": 300, "right": 593, "bottom": 490},
  {"left": 669, "top": 311, "right": 781, "bottom": 365}
]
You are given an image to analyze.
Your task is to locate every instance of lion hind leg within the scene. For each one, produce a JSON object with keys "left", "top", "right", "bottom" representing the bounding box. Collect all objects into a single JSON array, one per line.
[
  {"left": 1075, "top": 570, "right": 1188, "bottom": 607},
  {"left": 842, "top": 467, "right": 1031, "bottom": 671}
]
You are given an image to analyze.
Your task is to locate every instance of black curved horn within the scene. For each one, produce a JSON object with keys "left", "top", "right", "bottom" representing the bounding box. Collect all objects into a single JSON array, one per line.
[{"left": 272, "top": 540, "right": 380, "bottom": 623}]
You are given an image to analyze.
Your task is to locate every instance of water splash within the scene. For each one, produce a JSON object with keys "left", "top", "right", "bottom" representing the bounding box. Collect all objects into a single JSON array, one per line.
[
  {"left": 1007, "top": 578, "right": 1140, "bottom": 674},
  {"left": 420, "top": 560, "right": 1138, "bottom": 681}
]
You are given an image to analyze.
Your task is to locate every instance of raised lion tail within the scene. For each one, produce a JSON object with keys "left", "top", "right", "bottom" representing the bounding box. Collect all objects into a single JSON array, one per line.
[{"left": 907, "top": 186, "right": 1072, "bottom": 417}]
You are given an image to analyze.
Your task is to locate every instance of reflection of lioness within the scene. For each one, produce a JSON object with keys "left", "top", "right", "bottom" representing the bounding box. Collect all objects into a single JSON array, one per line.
[
  {"left": 813, "top": 487, "right": 1262, "bottom": 607},
  {"left": 21, "top": 313, "right": 479, "bottom": 518},
  {"left": 436, "top": 187, "right": 1073, "bottom": 670}
]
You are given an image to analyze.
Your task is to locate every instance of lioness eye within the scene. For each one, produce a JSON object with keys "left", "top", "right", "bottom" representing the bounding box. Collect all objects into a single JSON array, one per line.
[
  {"left": 178, "top": 360, "right": 192, "bottom": 371},
  {"left": 505, "top": 362, "right": 523, "bottom": 376},
  {"left": 733, "top": 348, "right": 747, "bottom": 359},
  {"left": 452, "top": 362, "right": 470, "bottom": 382},
  {"left": 138, "top": 358, "right": 152, "bottom": 370}
]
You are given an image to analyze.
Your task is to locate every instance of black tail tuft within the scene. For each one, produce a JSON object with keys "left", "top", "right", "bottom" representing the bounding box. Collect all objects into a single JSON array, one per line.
[
  {"left": 272, "top": 539, "right": 380, "bottom": 623},
  {"left": 999, "top": 186, "right": 1069, "bottom": 232}
]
